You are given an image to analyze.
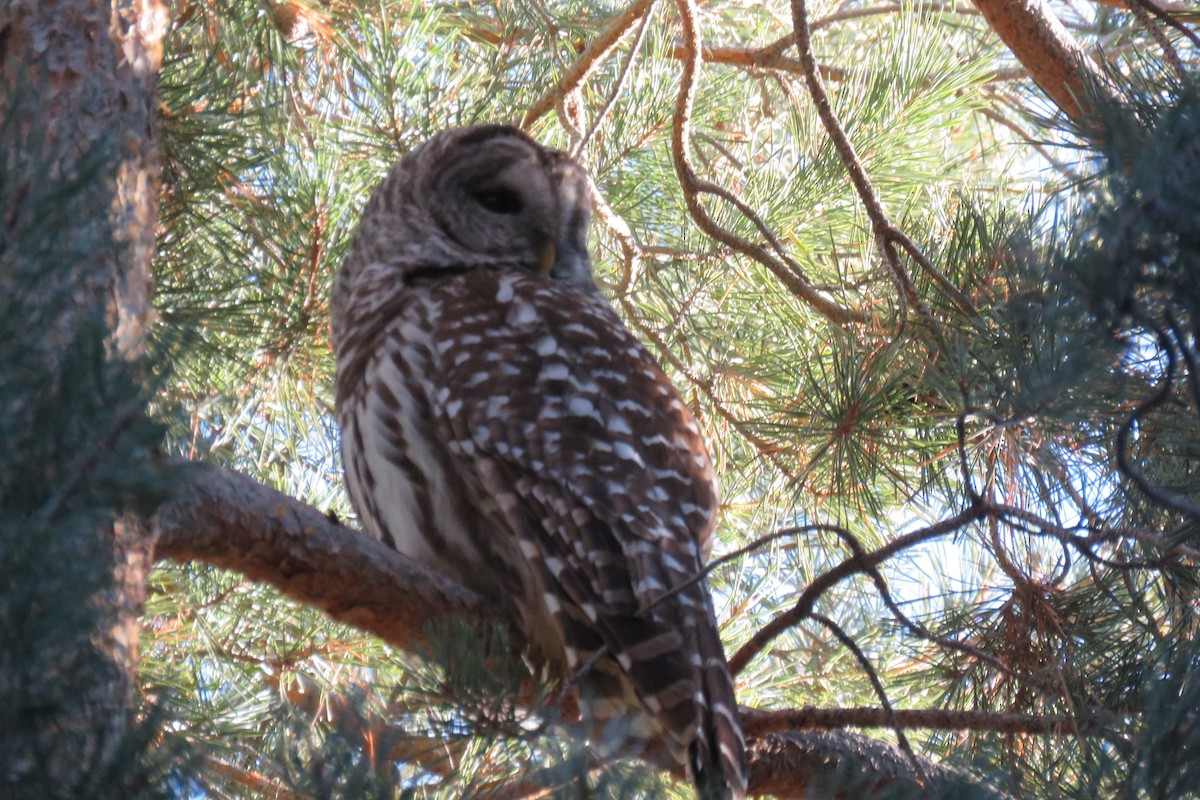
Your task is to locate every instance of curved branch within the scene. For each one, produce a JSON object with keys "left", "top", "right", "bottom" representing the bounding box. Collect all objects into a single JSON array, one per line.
[
  {"left": 671, "top": 0, "right": 862, "bottom": 326},
  {"left": 790, "top": 0, "right": 943, "bottom": 324},
  {"left": 1132, "top": 0, "right": 1200, "bottom": 49},
  {"left": 729, "top": 503, "right": 987, "bottom": 675},
  {"left": 1112, "top": 324, "right": 1200, "bottom": 519}
]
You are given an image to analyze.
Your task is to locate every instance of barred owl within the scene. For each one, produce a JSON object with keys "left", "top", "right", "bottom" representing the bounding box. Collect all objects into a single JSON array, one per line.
[{"left": 331, "top": 125, "right": 747, "bottom": 799}]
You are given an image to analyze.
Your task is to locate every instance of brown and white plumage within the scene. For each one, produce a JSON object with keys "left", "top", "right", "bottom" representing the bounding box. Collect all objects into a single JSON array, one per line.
[{"left": 331, "top": 125, "right": 747, "bottom": 798}]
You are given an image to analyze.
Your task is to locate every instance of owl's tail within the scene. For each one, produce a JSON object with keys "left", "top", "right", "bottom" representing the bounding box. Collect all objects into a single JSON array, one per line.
[
  {"left": 552, "top": 560, "right": 747, "bottom": 798},
  {"left": 690, "top": 616, "right": 748, "bottom": 800}
]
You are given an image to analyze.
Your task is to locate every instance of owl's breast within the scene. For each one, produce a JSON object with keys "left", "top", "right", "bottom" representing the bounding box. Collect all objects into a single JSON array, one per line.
[{"left": 337, "top": 288, "right": 539, "bottom": 607}]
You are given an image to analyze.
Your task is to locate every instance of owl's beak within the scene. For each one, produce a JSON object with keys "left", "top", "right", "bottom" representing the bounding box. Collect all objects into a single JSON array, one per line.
[
  {"left": 537, "top": 231, "right": 590, "bottom": 284},
  {"left": 549, "top": 244, "right": 591, "bottom": 284},
  {"left": 538, "top": 240, "right": 556, "bottom": 276}
]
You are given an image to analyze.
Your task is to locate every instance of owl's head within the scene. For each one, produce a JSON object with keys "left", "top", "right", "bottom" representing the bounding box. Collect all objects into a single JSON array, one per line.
[{"left": 332, "top": 125, "right": 595, "bottom": 345}]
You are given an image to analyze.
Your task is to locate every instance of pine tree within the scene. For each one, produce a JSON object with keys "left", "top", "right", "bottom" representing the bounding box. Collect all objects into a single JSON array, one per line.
[{"left": 3, "top": 1, "right": 1199, "bottom": 798}]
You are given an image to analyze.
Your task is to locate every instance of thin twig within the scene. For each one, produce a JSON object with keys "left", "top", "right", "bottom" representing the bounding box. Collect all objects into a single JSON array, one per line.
[
  {"left": 983, "top": 494, "right": 1200, "bottom": 568},
  {"left": 1129, "top": 0, "right": 1189, "bottom": 81},
  {"left": 811, "top": 612, "right": 928, "bottom": 783},
  {"left": 573, "top": 0, "right": 658, "bottom": 156},
  {"left": 729, "top": 503, "right": 986, "bottom": 675},
  {"left": 974, "top": 103, "right": 1081, "bottom": 180},
  {"left": 590, "top": 179, "right": 642, "bottom": 294},
  {"left": 1115, "top": 324, "right": 1200, "bottom": 519},
  {"left": 1131, "top": 0, "right": 1200, "bottom": 49},
  {"left": 886, "top": 226, "right": 977, "bottom": 315},
  {"left": 1165, "top": 310, "right": 1200, "bottom": 420},
  {"left": 957, "top": 403, "right": 984, "bottom": 504},
  {"left": 637, "top": 524, "right": 858, "bottom": 616},
  {"left": 548, "top": 644, "right": 611, "bottom": 713},
  {"left": 789, "top": 0, "right": 946, "bottom": 329},
  {"left": 812, "top": 2, "right": 981, "bottom": 31},
  {"left": 839, "top": 521, "right": 1064, "bottom": 695}
]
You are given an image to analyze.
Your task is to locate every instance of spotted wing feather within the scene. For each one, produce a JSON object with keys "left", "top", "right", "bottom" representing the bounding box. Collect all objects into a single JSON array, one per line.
[{"left": 421, "top": 269, "right": 746, "bottom": 796}]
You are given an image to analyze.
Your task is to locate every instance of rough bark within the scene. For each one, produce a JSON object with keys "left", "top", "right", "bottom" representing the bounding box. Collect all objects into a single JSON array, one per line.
[
  {"left": 0, "top": 0, "right": 166, "bottom": 355},
  {"left": 0, "top": 0, "right": 166, "bottom": 794},
  {"left": 971, "top": 0, "right": 1124, "bottom": 137},
  {"left": 747, "top": 731, "right": 1010, "bottom": 799}
]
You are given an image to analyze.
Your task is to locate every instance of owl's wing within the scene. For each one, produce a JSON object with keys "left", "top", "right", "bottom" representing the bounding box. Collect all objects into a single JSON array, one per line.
[{"left": 426, "top": 271, "right": 744, "bottom": 791}]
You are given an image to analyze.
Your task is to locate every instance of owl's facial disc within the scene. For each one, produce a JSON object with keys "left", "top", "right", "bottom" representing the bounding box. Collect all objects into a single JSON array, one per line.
[{"left": 429, "top": 127, "right": 594, "bottom": 285}]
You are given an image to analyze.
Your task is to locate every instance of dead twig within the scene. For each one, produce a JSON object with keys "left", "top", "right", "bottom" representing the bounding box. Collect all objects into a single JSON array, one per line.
[
  {"left": 790, "top": 0, "right": 962, "bottom": 325},
  {"left": 811, "top": 612, "right": 928, "bottom": 783},
  {"left": 728, "top": 503, "right": 986, "bottom": 675}
]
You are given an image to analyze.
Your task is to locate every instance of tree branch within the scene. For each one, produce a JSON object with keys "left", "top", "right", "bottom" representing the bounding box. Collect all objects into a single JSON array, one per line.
[
  {"left": 151, "top": 463, "right": 487, "bottom": 652},
  {"left": 521, "top": 0, "right": 654, "bottom": 128},
  {"left": 671, "top": 0, "right": 863, "bottom": 326},
  {"left": 747, "top": 730, "right": 1012, "bottom": 799},
  {"left": 729, "top": 503, "right": 987, "bottom": 675},
  {"left": 668, "top": 41, "right": 846, "bottom": 81},
  {"left": 971, "top": 0, "right": 1125, "bottom": 139},
  {"left": 742, "top": 706, "right": 1101, "bottom": 737},
  {"left": 151, "top": 464, "right": 1094, "bottom": 797},
  {"left": 791, "top": 0, "right": 960, "bottom": 324}
]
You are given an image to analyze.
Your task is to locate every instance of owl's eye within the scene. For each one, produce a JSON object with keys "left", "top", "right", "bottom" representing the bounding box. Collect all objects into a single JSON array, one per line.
[{"left": 472, "top": 186, "right": 524, "bottom": 215}]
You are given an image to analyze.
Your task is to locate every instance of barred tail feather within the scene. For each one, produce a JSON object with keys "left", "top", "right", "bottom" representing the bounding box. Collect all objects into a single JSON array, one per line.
[{"left": 691, "top": 611, "right": 748, "bottom": 800}]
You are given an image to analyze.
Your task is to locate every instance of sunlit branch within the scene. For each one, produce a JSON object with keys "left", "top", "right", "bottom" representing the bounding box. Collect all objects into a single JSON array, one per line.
[
  {"left": 668, "top": 41, "right": 846, "bottom": 81},
  {"left": 153, "top": 463, "right": 488, "bottom": 653},
  {"left": 789, "top": 0, "right": 939, "bottom": 326},
  {"left": 522, "top": 0, "right": 654, "bottom": 128},
  {"left": 747, "top": 730, "right": 1011, "bottom": 800},
  {"left": 970, "top": 0, "right": 1125, "bottom": 140}
]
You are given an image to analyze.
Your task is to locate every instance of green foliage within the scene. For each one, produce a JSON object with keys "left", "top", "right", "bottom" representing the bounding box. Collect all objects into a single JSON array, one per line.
[
  {"left": 1094, "top": 636, "right": 1200, "bottom": 800},
  {"left": 7, "top": 0, "right": 1196, "bottom": 797}
]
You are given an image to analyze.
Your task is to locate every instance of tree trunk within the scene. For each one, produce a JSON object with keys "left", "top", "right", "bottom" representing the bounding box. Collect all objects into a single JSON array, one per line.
[{"left": 0, "top": 1, "right": 167, "bottom": 795}]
